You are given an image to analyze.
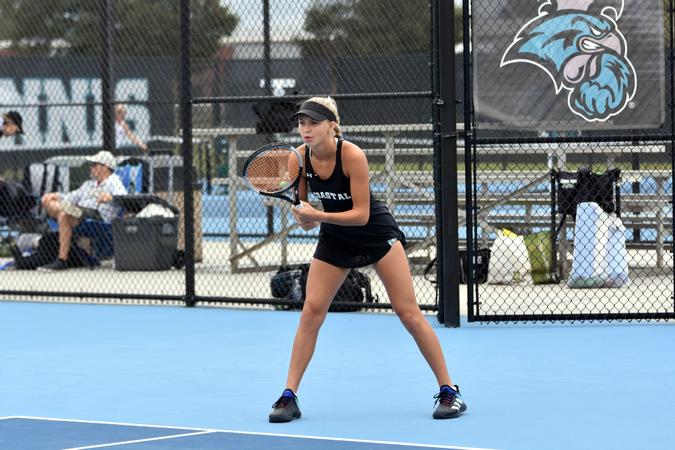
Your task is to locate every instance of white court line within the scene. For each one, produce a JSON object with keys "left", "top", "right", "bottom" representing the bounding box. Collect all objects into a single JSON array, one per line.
[
  {"left": 197, "top": 431, "right": 498, "bottom": 450},
  {"left": 63, "top": 431, "right": 215, "bottom": 450},
  {"left": 11, "top": 416, "right": 208, "bottom": 432},
  {"left": 11, "top": 416, "right": 498, "bottom": 450}
]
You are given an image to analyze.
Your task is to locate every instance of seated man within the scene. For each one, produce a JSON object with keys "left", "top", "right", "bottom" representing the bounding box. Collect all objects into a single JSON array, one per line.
[{"left": 40, "top": 150, "right": 127, "bottom": 271}]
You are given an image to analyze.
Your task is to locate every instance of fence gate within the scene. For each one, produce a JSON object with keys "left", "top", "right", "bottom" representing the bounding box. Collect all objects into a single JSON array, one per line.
[{"left": 465, "top": 0, "right": 675, "bottom": 321}]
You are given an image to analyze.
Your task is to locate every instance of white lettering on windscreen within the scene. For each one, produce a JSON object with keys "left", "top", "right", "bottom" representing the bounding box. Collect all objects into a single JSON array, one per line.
[{"left": 0, "top": 78, "right": 149, "bottom": 150}]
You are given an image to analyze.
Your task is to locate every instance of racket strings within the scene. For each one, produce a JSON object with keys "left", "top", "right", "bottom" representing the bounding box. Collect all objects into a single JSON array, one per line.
[{"left": 246, "top": 149, "right": 301, "bottom": 194}]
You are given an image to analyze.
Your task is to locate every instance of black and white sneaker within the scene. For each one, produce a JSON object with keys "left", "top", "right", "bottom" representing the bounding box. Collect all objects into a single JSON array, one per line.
[
  {"left": 433, "top": 385, "right": 467, "bottom": 419},
  {"left": 39, "top": 259, "right": 69, "bottom": 272},
  {"left": 269, "top": 389, "right": 301, "bottom": 423}
]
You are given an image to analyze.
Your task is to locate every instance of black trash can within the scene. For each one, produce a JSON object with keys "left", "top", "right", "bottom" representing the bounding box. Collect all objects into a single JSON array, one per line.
[
  {"left": 112, "top": 195, "right": 180, "bottom": 271},
  {"left": 458, "top": 248, "right": 491, "bottom": 284}
]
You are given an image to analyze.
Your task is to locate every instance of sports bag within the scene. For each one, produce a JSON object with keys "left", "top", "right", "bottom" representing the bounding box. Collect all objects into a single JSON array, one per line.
[
  {"left": 12, "top": 231, "right": 91, "bottom": 270},
  {"left": 554, "top": 167, "right": 620, "bottom": 217},
  {"left": 270, "top": 263, "right": 377, "bottom": 312}
]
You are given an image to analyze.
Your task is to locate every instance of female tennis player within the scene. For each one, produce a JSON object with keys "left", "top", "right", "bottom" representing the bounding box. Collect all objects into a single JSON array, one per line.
[{"left": 268, "top": 97, "right": 466, "bottom": 422}]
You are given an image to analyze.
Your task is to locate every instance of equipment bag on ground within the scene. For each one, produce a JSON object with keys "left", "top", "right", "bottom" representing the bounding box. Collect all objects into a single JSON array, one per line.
[{"left": 271, "top": 263, "right": 377, "bottom": 312}]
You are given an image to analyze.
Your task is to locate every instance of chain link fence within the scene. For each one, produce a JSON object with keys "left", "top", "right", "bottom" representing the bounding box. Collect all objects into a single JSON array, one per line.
[
  {"left": 191, "top": 0, "right": 438, "bottom": 311},
  {"left": 3, "top": 0, "right": 670, "bottom": 323},
  {"left": 0, "top": 0, "right": 441, "bottom": 313},
  {"left": 0, "top": 0, "right": 188, "bottom": 302},
  {"left": 466, "top": 0, "right": 675, "bottom": 320}
]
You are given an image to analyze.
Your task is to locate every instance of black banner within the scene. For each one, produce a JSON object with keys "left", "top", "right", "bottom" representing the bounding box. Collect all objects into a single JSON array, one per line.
[{"left": 472, "top": 0, "right": 665, "bottom": 130}]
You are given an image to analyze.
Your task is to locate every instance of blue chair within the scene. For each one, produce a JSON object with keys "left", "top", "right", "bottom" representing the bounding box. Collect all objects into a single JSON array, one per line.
[
  {"left": 46, "top": 217, "right": 113, "bottom": 267},
  {"left": 115, "top": 158, "right": 149, "bottom": 194}
]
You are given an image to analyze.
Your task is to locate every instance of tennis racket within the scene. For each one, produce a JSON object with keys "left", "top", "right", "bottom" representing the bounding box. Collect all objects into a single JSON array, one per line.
[{"left": 242, "top": 143, "right": 304, "bottom": 207}]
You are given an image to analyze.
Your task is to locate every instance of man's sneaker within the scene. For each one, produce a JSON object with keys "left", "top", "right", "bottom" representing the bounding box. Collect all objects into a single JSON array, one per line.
[
  {"left": 269, "top": 388, "right": 301, "bottom": 423},
  {"left": 433, "top": 385, "right": 467, "bottom": 419},
  {"left": 39, "top": 259, "right": 68, "bottom": 272},
  {"left": 7, "top": 239, "right": 22, "bottom": 260}
]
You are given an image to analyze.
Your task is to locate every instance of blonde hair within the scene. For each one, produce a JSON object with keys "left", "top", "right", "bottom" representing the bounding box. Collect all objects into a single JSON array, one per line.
[
  {"left": 306, "top": 96, "right": 342, "bottom": 138},
  {"left": 115, "top": 104, "right": 126, "bottom": 116}
]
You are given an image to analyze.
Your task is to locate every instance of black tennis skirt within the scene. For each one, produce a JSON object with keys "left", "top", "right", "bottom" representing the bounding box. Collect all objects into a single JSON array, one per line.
[{"left": 313, "top": 225, "right": 406, "bottom": 269}]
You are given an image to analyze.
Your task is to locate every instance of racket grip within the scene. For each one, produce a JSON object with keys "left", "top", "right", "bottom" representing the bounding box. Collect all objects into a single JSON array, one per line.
[{"left": 293, "top": 203, "right": 304, "bottom": 209}]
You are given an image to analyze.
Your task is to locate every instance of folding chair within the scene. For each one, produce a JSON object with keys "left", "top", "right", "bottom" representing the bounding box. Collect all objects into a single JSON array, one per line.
[{"left": 115, "top": 157, "right": 150, "bottom": 194}]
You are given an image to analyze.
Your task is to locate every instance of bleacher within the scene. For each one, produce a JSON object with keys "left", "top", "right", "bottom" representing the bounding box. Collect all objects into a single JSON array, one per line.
[{"left": 192, "top": 125, "right": 673, "bottom": 274}]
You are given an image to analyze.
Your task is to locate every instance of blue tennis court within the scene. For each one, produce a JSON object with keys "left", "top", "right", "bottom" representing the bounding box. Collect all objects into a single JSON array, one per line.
[
  {"left": 1, "top": 301, "right": 674, "bottom": 450},
  {"left": 0, "top": 417, "right": 490, "bottom": 450}
]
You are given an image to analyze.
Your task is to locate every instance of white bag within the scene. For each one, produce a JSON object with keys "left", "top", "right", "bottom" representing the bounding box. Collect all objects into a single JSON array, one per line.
[
  {"left": 488, "top": 229, "right": 532, "bottom": 284},
  {"left": 136, "top": 203, "right": 176, "bottom": 218},
  {"left": 567, "top": 202, "right": 630, "bottom": 288}
]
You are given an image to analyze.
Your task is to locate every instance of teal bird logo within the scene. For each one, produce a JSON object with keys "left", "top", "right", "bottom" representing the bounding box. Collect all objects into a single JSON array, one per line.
[{"left": 501, "top": 0, "right": 636, "bottom": 122}]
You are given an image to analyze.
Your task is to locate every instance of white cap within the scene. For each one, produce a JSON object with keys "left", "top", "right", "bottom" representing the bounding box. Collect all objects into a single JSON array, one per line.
[{"left": 86, "top": 150, "right": 117, "bottom": 170}]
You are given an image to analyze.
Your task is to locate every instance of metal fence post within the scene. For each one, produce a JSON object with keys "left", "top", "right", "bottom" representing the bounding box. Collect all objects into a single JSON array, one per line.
[
  {"left": 180, "top": 0, "right": 196, "bottom": 307},
  {"left": 436, "top": 0, "right": 461, "bottom": 327},
  {"left": 100, "top": 0, "right": 115, "bottom": 153}
]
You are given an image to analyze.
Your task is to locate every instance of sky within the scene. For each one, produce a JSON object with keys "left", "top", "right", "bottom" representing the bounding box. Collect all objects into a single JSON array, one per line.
[
  {"left": 224, "top": 0, "right": 312, "bottom": 41},
  {"left": 223, "top": 0, "right": 463, "bottom": 41}
]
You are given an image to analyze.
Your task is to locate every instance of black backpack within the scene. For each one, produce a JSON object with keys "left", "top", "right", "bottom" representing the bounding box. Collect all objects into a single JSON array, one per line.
[
  {"left": 553, "top": 168, "right": 620, "bottom": 236},
  {"left": 270, "top": 263, "right": 377, "bottom": 312},
  {"left": 12, "top": 232, "right": 91, "bottom": 270},
  {"left": 0, "top": 179, "right": 36, "bottom": 218},
  {"left": 555, "top": 168, "right": 620, "bottom": 217}
]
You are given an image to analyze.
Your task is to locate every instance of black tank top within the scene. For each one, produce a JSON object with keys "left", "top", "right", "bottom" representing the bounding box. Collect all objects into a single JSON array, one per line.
[{"left": 305, "top": 139, "right": 402, "bottom": 250}]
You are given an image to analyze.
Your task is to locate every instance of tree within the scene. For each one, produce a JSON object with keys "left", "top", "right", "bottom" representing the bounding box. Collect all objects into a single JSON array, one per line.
[
  {"left": 298, "top": 1, "right": 351, "bottom": 59},
  {"left": 296, "top": 2, "right": 352, "bottom": 93},
  {"left": 0, "top": 0, "right": 17, "bottom": 40},
  {"left": 5, "top": 0, "right": 238, "bottom": 58},
  {"left": 297, "top": 0, "right": 463, "bottom": 58}
]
